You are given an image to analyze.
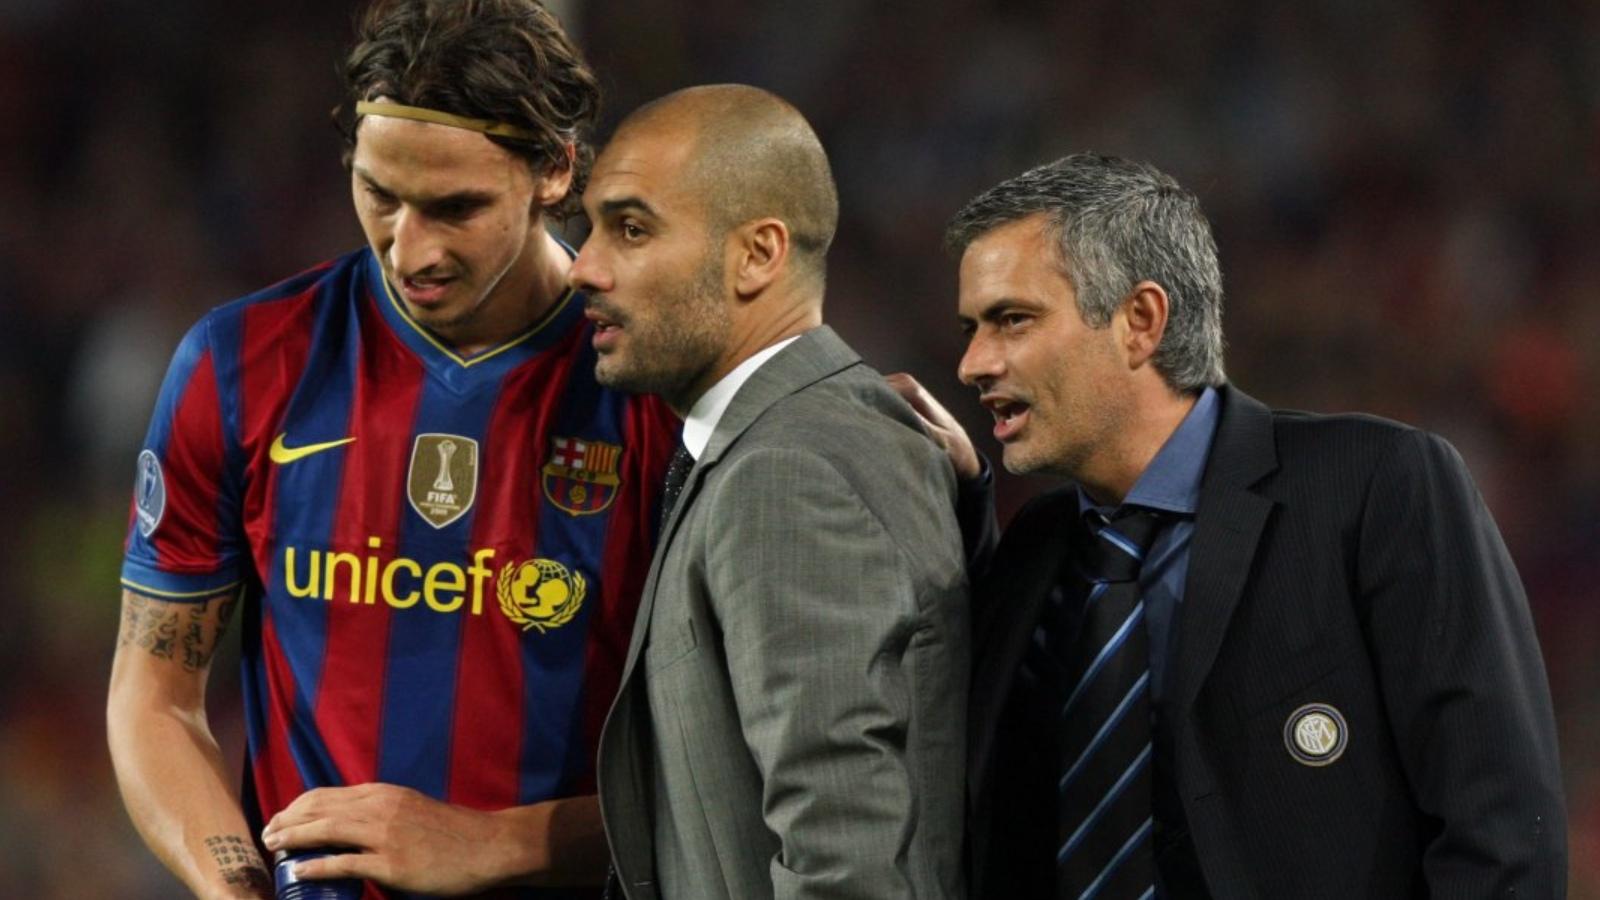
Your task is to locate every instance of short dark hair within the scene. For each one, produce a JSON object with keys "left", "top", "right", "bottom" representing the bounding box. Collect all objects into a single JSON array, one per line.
[
  {"left": 338, "top": 0, "right": 601, "bottom": 219},
  {"left": 946, "top": 153, "right": 1226, "bottom": 392}
]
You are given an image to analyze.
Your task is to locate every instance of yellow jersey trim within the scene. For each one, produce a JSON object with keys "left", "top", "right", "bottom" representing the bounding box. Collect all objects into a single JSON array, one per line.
[
  {"left": 121, "top": 578, "right": 242, "bottom": 600},
  {"left": 377, "top": 268, "right": 575, "bottom": 369}
]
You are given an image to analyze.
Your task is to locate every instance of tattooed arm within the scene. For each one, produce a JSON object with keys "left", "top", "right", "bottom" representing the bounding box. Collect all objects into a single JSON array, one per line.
[{"left": 107, "top": 588, "right": 271, "bottom": 899}]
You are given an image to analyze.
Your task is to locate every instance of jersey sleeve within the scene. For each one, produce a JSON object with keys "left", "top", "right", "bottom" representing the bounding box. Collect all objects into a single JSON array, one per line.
[{"left": 121, "top": 315, "right": 245, "bottom": 600}]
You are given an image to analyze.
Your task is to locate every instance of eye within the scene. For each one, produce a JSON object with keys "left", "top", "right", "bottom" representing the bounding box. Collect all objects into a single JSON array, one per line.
[
  {"left": 998, "top": 312, "right": 1031, "bottom": 331},
  {"left": 364, "top": 184, "right": 397, "bottom": 208},
  {"left": 431, "top": 199, "right": 475, "bottom": 220},
  {"left": 619, "top": 219, "right": 646, "bottom": 242}
]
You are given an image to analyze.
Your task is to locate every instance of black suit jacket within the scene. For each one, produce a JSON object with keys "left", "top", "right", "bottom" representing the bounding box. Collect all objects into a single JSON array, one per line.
[{"left": 968, "top": 386, "right": 1567, "bottom": 899}]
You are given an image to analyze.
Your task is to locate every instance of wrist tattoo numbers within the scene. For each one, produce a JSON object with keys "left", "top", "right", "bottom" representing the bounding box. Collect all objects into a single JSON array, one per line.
[{"left": 204, "top": 834, "right": 270, "bottom": 892}]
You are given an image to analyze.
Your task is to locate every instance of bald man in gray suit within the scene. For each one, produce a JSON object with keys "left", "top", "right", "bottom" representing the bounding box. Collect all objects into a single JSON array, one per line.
[{"left": 571, "top": 85, "right": 969, "bottom": 900}]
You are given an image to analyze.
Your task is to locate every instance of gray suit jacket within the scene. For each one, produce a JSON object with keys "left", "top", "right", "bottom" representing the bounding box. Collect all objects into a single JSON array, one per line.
[{"left": 597, "top": 326, "right": 970, "bottom": 900}]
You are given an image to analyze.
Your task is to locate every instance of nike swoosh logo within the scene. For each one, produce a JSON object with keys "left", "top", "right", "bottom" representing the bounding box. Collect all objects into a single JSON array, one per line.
[{"left": 270, "top": 433, "right": 357, "bottom": 464}]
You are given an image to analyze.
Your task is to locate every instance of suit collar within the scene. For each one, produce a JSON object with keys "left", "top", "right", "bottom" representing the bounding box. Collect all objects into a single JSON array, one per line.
[
  {"left": 967, "top": 492, "right": 1079, "bottom": 811},
  {"left": 697, "top": 325, "right": 858, "bottom": 467},
  {"left": 1167, "top": 384, "right": 1278, "bottom": 724},
  {"left": 1196, "top": 384, "right": 1277, "bottom": 491},
  {"left": 680, "top": 334, "right": 802, "bottom": 459}
]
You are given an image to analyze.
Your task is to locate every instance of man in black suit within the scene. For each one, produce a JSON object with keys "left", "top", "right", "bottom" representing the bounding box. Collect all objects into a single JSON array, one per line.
[{"left": 918, "top": 153, "right": 1566, "bottom": 898}]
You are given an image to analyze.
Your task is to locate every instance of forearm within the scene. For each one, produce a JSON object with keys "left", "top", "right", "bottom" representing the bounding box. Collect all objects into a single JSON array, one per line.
[
  {"left": 108, "top": 690, "right": 270, "bottom": 899},
  {"left": 488, "top": 793, "right": 609, "bottom": 887}
]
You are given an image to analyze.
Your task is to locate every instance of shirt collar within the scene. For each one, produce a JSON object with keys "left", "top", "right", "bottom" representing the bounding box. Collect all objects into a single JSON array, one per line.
[
  {"left": 681, "top": 336, "right": 802, "bottom": 459},
  {"left": 1078, "top": 385, "right": 1221, "bottom": 519}
]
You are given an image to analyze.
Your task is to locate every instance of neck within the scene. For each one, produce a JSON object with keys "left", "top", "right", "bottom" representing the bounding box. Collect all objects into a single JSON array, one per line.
[
  {"left": 671, "top": 291, "right": 821, "bottom": 415},
  {"left": 1078, "top": 385, "right": 1196, "bottom": 505},
  {"left": 443, "top": 229, "right": 572, "bottom": 356}
]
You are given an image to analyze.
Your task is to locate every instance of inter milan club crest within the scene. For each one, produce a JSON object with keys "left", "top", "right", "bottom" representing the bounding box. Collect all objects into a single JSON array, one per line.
[
  {"left": 1284, "top": 702, "right": 1350, "bottom": 767},
  {"left": 407, "top": 433, "right": 480, "bottom": 528},
  {"left": 497, "top": 558, "right": 587, "bottom": 633},
  {"left": 541, "top": 436, "right": 622, "bottom": 516}
]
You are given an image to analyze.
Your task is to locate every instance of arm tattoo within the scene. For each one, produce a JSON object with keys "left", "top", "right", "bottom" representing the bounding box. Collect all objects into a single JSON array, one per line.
[
  {"left": 182, "top": 602, "right": 208, "bottom": 670},
  {"left": 203, "top": 834, "right": 271, "bottom": 893},
  {"left": 214, "top": 592, "right": 241, "bottom": 646},
  {"left": 120, "top": 591, "right": 241, "bottom": 672}
]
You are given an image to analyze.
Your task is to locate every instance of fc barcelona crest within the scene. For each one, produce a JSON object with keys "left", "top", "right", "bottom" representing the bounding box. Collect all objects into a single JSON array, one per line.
[
  {"left": 542, "top": 436, "right": 622, "bottom": 516},
  {"left": 408, "top": 433, "right": 479, "bottom": 528}
]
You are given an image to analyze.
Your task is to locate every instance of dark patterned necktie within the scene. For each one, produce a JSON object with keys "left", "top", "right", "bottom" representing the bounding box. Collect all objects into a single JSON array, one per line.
[
  {"left": 658, "top": 441, "right": 694, "bottom": 532},
  {"left": 1056, "top": 507, "right": 1165, "bottom": 900}
]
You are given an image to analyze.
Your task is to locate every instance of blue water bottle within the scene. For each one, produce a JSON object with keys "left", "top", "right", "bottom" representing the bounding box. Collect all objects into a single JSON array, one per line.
[{"left": 273, "top": 848, "right": 363, "bottom": 899}]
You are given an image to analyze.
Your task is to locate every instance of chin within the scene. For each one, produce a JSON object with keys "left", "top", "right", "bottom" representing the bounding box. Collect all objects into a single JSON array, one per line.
[
  {"left": 999, "top": 445, "right": 1039, "bottom": 476},
  {"left": 594, "top": 359, "right": 654, "bottom": 396}
]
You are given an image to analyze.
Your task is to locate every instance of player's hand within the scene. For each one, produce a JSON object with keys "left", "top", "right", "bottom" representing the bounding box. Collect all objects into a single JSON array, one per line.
[
  {"left": 261, "top": 783, "right": 515, "bottom": 895},
  {"left": 885, "top": 372, "right": 981, "bottom": 481}
]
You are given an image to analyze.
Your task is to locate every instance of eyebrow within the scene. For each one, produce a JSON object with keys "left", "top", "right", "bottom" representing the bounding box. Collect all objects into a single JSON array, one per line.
[
  {"left": 596, "top": 196, "right": 659, "bottom": 220},
  {"left": 352, "top": 166, "right": 496, "bottom": 208},
  {"left": 974, "top": 297, "right": 1031, "bottom": 321}
]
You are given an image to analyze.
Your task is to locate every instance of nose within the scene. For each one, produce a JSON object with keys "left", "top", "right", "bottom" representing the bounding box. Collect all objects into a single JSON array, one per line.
[
  {"left": 957, "top": 328, "right": 1001, "bottom": 388},
  {"left": 388, "top": 207, "right": 446, "bottom": 277},
  {"left": 569, "top": 238, "right": 612, "bottom": 295}
]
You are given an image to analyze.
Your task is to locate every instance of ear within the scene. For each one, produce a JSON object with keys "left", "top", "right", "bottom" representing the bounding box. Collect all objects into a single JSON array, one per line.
[
  {"left": 731, "top": 217, "right": 790, "bottom": 299},
  {"left": 1119, "top": 280, "right": 1170, "bottom": 370},
  {"left": 534, "top": 142, "right": 578, "bottom": 208}
]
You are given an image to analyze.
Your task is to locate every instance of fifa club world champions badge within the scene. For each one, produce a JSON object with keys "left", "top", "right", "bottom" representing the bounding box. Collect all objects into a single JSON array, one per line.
[{"left": 407, "top": 433, "right": 479, "bottom": 529}]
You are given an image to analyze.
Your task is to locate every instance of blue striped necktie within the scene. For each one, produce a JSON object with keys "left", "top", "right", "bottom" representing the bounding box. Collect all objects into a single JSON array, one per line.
[{"left": 1056, "top": 506, "right": 1165, "bottom": 900}]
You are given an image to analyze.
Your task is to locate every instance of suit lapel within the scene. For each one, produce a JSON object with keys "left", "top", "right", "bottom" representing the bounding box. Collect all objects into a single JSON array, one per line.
[
  {"left": 967, "top": 496, "right": 1077, "bottom": 808},
  {"left": 1167, "top": 387, "right": 1278, "bottom": 723},
  {"left": 616, "top": 326, "right": 860, "bottom": 681}
]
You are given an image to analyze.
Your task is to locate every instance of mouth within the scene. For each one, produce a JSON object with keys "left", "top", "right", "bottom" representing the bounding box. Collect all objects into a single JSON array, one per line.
[
  {"left": 981, "top": 394, "right": 1031, "bottom": 442},
  {"left": 398, "top": 274, "right": 456, "bottom": 308},
  {"left": 585, "top": 306, "right": 624, "bottom": 350}
]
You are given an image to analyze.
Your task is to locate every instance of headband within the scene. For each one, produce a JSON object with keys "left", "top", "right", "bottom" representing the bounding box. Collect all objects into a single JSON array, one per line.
[{"left": 355, "top": 100, "right": 541, "bottom": 142}]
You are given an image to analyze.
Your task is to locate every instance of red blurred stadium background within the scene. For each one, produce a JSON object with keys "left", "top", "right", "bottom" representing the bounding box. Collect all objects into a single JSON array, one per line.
[{"left": 0, "top": 0, "right": 1594, "bottom": 893}]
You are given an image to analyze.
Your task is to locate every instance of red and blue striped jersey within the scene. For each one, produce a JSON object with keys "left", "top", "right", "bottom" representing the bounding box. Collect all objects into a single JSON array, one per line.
[{"left": 122, "top": 248, "right": 676, "bottom": 894}]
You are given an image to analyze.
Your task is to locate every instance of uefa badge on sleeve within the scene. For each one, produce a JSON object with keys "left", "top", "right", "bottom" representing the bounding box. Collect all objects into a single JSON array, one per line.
[
  {"left": 1284, "top": 702, "right": 1349, "bottom": 767},
  {"left": 134, "top": 450, "right": 166, "bottom": 538}
]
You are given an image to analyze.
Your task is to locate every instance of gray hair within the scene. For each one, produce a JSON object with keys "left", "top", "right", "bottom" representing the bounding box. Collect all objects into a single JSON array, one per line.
[{"left": 945, "top": 153, "right": 1226, "bottom": 392}]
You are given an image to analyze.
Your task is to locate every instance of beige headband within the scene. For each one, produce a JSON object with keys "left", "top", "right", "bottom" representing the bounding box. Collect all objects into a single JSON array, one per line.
[{"left": 355, "top": 100, "right": 540, "bottom": 142}]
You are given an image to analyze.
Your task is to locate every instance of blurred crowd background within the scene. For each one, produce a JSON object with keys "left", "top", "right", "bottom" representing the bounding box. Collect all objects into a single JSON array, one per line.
[{"left": 0, "top": 0, "right": 1595, "bottom": 894}]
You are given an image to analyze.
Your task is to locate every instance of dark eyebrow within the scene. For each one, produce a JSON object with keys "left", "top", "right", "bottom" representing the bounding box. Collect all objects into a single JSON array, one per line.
[
  {"left": 352, "top": 166, "right": 391, "bottom": 194},
  {"left": 597, "top": 196, "right": 659, "bottom": 220},
  {"left": 352, "top": 166, "right": 494, "bottom": 210},
  {"left": 977, "top": 298, "right": 1030, "bottom": 322}
]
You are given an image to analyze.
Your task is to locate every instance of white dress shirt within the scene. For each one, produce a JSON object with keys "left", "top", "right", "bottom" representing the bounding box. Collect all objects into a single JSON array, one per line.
[{"left": 680, "top": 335, "right": 802, "bottom": 460}]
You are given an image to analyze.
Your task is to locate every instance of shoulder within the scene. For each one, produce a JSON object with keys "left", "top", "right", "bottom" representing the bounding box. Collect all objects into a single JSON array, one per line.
[
  {"left": 1266, "top": 406, "right": 1464, "bottom": 481},
  {"left": 172, "top": 251, "right": 364, "bottom": 358},
  {"left": 181, "top": 250, "right": 368, "bottom": 365},
  {"left": 208, "top": 250, "right": 364, "bottom": 328},
  {"left": 712, "top": 365, "right": 962, "bottom": 536},
  {"left": 755, "top": 360, "right": 939, "bottom": 461},
  {"left": 1228, "top": 392, "right": 1477, "bottom": 512}
]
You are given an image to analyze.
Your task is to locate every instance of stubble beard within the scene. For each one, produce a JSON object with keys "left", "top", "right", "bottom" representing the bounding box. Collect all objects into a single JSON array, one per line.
[{"left": 593, "top": 252, "right": 729, "bottom": 409}]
